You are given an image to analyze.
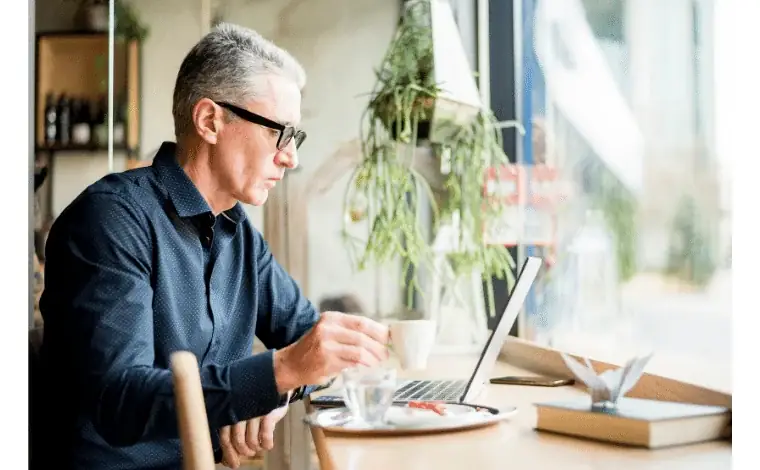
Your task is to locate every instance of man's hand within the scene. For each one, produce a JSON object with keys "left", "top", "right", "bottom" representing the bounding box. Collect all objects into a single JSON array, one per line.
[
  {"left": 273, "top": 311, "right": 390, "bottom": 392},
  {"left": 219, "top": 404, "right": 289, "bottom": 469}
]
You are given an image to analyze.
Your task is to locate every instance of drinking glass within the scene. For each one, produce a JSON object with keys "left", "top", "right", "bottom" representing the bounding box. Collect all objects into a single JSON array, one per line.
[{"left": 341, "top": 366, "right": 397, "bottom": 426}]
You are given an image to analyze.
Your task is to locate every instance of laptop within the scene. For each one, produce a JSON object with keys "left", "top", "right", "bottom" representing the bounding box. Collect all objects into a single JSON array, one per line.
[
  {"left": 309, "top": 256, "right": 542, "bottom": 408},
  {"left": 389, "top": 256, "right": 542, "bottom": 403}
]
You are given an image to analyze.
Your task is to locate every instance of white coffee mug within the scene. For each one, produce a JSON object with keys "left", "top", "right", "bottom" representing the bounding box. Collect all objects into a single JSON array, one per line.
[{"left": 390, "top": 320, "right": 437, "bottom": 370}]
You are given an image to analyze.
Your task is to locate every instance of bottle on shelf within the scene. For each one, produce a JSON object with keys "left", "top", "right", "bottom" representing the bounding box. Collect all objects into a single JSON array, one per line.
[
  {"left": 113, "top": 94, "right": 126, "bottom": 146},
  {"left": 56, "top": 93, "right": 71, "bottom": 147},
  {"left": 71, "top": 97, "right": 92, "bottom": 146},
  {"left": 43, "top": 93, "right": 57, "bottom": 147},
  {"left": 70, "top": 99, "right": 81, "bottom": 144},
  {"left": 82, "top": 98, "right": 93, "bottom": 144},
  {"left": 92, "top": 95, "right": 108, "bottom": 147}
]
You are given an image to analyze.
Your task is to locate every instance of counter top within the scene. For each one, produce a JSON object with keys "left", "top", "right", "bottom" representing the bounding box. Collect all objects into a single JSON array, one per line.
[{"left": 307, "top": 355, "right": 731, "bottom": 470}]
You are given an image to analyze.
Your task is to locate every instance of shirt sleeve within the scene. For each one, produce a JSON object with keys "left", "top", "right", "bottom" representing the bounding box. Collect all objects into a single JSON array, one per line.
[
  {"left": 41, "top": 192, "right": 286, "bottom": 448},
  {"left": 252, "top": 230, "right": 322, "bottom": 401},
  {"left": 253, "top": 229, "right": 320, "bottom": 350}
]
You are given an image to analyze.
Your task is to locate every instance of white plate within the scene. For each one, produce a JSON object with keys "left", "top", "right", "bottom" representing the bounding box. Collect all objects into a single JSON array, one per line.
[{"left": 304, "top": 402, "right": 518, "bottom": 436}]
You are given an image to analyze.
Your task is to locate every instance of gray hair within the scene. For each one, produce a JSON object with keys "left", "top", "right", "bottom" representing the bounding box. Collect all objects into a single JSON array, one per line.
[{"left": 172, "top": 23, "right": 306, "bottom": 138}]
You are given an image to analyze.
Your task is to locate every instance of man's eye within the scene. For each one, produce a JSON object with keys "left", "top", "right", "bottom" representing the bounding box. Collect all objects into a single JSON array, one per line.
[{"left": 269, "top": 129, "right": 280, "bottom": 137}]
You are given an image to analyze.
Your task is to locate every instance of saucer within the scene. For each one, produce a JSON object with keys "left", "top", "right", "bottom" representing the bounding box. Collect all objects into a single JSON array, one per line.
[{"left": 304, "top": 402, "right": 518, "bottom": 436}]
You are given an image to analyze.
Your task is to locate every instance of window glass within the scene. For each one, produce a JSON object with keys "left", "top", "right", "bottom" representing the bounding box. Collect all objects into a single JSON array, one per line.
[{"left": 517, "top": 0, "right": 730, "bottom": 390}]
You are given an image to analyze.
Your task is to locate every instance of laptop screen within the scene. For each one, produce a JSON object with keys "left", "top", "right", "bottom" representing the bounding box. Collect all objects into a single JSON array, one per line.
[{"left": 461, "top": 256, "right": 543, "bottom": 402}]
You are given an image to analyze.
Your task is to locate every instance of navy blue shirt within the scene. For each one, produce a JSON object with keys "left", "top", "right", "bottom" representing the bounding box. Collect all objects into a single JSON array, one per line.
[{"left": 37, "top": 142, "right": 319, "bottom": 469}]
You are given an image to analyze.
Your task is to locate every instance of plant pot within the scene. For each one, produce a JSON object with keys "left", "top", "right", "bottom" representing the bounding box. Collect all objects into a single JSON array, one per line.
[
  {"left": 77, "top": 3, "right": 110, "bottom": 32},
  {"left": 395, "top": 141, "right": 446, "bottom": 191},
  {"left": 373, "top": 94, "right": 435, "bottom": 142},
  {"left": 388, "top": 120, "right": 432, "bottom": 142}
]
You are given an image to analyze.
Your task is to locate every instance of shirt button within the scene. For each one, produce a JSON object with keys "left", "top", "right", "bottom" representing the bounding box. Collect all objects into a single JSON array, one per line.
[{"left": 205, "top": 236, "right": 212, "bottom": 244}]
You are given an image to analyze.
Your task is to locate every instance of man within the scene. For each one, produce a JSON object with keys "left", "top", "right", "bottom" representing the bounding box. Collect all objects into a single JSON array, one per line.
[{"left": 36, "top": 23, "right": 389, "bottom": 470}]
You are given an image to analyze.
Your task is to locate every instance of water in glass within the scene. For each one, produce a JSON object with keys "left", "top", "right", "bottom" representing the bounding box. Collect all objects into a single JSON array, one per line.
[{"left": 341, "top": 367, "right": 397, "bottom": 426}]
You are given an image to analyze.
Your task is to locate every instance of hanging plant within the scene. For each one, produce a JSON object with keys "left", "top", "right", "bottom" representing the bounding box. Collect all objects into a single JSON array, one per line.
[
  {"left": 434, "top": 115, "right": 520, "bottom": 314},
  {"left": 114, "top": 0, "right": 149, "bottom": 42},
  {"left": 67, "top": 0, "right": 150, "bottom": 42},
  {"left": 368, "top": 0, "right": 437, "bottom": 142},
  {"left": 342, "top": 0, "right": 520, "bottom": 316}
]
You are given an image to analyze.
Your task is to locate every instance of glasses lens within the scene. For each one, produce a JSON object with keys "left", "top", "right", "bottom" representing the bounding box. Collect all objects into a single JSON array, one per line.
[
  {"left": 294, "top": 131, "right": 306, "bottom": 149},
  {"left": 277, "top": 127, "right": 295, "bottom": 150}
]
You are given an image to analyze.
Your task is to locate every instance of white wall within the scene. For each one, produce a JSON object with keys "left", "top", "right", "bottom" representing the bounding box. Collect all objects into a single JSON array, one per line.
[
  {"left": 37, "top": 0, "right": 404, "bottom": 313},
  {"left": 215, "top": 0, "right": 403, "bottom": 314}
]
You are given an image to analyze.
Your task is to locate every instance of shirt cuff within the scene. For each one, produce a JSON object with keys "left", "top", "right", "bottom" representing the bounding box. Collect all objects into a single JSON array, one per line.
[
  {"left": 228, "top": 349, "right": 283, "bottom": 421},
  {"left": 290, "top": 377, "right": 337, "bottom": 403},
  {"left": 277, "top": 389, "right": 292, "bottom": 408},
  {"left": 289, "top": 386, "right": 306, "bottom": 403}
]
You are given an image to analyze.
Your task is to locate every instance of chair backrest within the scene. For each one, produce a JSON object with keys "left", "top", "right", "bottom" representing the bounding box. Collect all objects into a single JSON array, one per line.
[
  {"left": 30, "top": 336, "right": 215, "bottom": 469},
  {"left": 170, "top": 351, "right": 216, "bottom": 470}
]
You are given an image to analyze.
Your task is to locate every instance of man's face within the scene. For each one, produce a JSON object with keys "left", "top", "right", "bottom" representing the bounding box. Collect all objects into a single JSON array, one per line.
[{"left": 211, "top": 75, "right": 302, "bottom": 206}]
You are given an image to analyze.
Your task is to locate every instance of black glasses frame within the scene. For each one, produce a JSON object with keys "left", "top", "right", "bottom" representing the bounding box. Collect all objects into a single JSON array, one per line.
[{"left": 216, "top": 101, "right": 306, "bottom": 150}]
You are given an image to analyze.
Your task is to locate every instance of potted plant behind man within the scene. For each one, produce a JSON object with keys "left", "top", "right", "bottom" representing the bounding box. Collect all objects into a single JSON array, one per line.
[
  {"left": 67, "top": 0, "right": 149, "bottom": 41},
  {"left": 311, "top": 0, "right": 523, "bottom": 351}
]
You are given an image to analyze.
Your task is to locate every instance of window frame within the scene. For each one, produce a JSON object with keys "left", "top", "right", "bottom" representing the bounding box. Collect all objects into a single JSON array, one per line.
[{"left": 482, "top": 0, "right": 523, "bottom": 336}]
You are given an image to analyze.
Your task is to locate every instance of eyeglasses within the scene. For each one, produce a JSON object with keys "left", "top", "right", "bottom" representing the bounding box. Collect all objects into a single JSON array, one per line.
[{"left": 216, "top": 101, "right": 307, "bottom": 150}]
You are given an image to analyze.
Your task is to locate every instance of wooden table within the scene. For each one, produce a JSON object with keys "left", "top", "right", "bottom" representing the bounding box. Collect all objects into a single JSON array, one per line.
[{"left": 307, "top": 355, "right": 731, "bottom": 470}]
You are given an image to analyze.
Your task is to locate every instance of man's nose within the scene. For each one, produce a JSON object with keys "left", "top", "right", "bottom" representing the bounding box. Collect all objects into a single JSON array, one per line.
[{"left": 276, "top": 142, "right": 299, "bottom": 170}]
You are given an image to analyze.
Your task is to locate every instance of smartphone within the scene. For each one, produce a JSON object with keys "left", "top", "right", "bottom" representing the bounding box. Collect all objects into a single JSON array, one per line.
[
  {"left": 310, "top": 395, "right": 412, "bottom": 408},
  {"left": 309, "top": 395, "right": 347, "bottom": 408},
  {"left": 489, "top": 375, "right": 574, "bottom": 387}
]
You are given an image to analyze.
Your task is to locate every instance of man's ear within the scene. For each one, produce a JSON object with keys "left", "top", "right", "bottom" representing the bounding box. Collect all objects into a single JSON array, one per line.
[{"left": 192, "top": 98, "right": 222, "bottom": 144}]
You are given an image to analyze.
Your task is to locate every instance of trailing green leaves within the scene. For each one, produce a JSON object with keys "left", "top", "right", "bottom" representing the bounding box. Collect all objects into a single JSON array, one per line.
[{"left": 342, "top": 0, "right": 518, "bottom": 315}]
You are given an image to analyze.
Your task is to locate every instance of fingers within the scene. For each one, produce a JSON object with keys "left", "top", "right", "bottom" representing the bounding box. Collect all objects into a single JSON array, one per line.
[
  {"left": 293, "top": 312, "right": 391, "bottom": 383},
  {"left": 219, "top": 425, "right": 240, "bottom": 469},
  {"left": 232, "top": 420, "right": 257, "bottom": 457},
  {"left": 221, "top": 411, "right": 285, "bottom": 469},
  {"left": 258, "top": 414, "right": 276, "bottom": 451},
  {"left": 327, "top": 323, "right": 389, "bottom": 364},
  {"left": 334, "top": 343, "right": 382, "bottom": 368},
  {"left": 320, "top": 312, "right": 390, "bottom": 365},
  {"left": 333, "top": 312, "right": 390, "bottom": 345},
  {"left": 221, "top": 419, "right": 262, "bottom": 469},
  {"left": 245, "top": 418, "right": 262, "bottom": 455},
  {"left": 260, "top": 405, "right": 289, "bottom": 451}
]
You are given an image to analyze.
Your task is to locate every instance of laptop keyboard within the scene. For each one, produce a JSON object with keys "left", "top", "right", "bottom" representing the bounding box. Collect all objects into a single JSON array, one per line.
[{"left": 393, "top": 379, "right": 468, "bottom": 402}]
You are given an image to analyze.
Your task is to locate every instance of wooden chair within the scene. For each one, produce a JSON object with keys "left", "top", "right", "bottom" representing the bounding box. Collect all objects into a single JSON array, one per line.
[
  {"left": 171, "top": 351, "right": 217, "bottom": 470},
  {"left": 31, "top": 335, "right": 217, "bottom": 469}
]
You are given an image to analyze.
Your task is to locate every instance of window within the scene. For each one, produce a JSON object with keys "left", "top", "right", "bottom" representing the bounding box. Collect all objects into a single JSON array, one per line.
[{"left": 513, "top": 0, "right": 731, "bottom": 391}]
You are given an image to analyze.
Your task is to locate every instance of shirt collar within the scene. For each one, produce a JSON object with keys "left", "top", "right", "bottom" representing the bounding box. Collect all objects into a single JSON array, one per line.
[{"left": 152, "top": 141, "right": 247, "bottom": 223}]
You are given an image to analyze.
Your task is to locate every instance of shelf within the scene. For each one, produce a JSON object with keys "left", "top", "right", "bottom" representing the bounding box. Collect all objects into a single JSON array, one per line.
[
  {"left": 35, "top": 33, "right": 141, "bottom": 153},
  {"left": 35, "top": 144, "right": 131, "bottom": 154},
  {"left": 34, "top": 31, "right": 144, "bottom": 224}
]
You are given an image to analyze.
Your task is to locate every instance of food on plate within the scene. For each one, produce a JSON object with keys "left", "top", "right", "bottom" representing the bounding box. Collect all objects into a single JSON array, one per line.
[{"left": 406, "top": 401, "right": 448, "bottom": 416}]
